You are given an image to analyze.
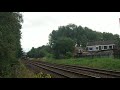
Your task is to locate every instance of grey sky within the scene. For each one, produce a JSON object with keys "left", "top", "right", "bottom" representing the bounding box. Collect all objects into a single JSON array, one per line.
[{"left": 20, "top": 12, "right": 120, "bottom": 52}]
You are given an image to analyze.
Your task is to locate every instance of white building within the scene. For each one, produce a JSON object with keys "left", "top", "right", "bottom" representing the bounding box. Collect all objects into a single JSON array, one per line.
[{"left": 86, "top": 41, "right": 115, "bottom": 51}]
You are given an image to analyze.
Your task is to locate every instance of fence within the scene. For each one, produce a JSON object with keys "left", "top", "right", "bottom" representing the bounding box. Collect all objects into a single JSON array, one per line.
[
  {"left": 78, "top": 54, "right": 113, "bottom": 59},
  {"left": 74, "top": 49, "right": 120, "bottom": 59}
]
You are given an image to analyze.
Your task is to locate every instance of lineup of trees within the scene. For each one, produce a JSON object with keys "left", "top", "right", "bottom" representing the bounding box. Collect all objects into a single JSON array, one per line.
[
  {"left": 0, "top": 12, "right": 23, "bottom": 77},
  {"left": 27, "top": 24, "right": 120, "bottom": 59},
  {"left": 49, "top": 24, "right": 120, "bottom": 47},
  {"left": 27, "top": 45, "right": 51, "bottom": 58}
]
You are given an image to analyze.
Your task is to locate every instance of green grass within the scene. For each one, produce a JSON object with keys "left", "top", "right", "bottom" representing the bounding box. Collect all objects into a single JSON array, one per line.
[
  {"left": 14, "top": 60, "right": 52, "bottom": 78},
  {"left": 0, "top": 59, "right": 52, "bottom": 78},
  {"left": 36, "top": 57, "right": 120, "bottom": 72}
]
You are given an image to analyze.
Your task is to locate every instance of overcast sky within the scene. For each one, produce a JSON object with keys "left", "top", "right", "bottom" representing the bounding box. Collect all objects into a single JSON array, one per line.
[{"left": 20, "top": 12, "right": 120, "bottom": 52}]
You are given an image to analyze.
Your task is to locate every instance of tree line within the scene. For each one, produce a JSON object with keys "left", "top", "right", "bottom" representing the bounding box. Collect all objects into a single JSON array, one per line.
[
  {"left": 27, "top": 45, "right": 51, "bottom": 58},
  {"left": 0, "top": 12, "right": 23, "bottom": 77},
  {"left": 27, "top": 24, "right": 120, "bottom": 59}
]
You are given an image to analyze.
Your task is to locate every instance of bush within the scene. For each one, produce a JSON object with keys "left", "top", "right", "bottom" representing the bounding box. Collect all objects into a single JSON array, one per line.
[
  {"left": 51, "top": 37, "right": 75, "bottom": 59},
  {"left": 15, "top": 61, "right": 52, "bottom": 78},
  {"left": 65, "top": 52, "right": 73, "bottom": 59},
  {"left": 46, "top": 53, "right": 54, "bottom": 59}
]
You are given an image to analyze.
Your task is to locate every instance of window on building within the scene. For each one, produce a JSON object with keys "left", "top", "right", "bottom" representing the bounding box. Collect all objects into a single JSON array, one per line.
[
  {"left": 96, "top": 47, "right": 98, "bottom": 50},
  {"left": 104, "top": 46, "right": 107, "bottom": 49},
  {"left": 109, "top": 46, "right": 112, "bottom": 49},
  {"left": 89, "top": 48, "right": 93, "bottom": 50},
  {"left": 99, "top": 46, "right": 101, "bottom": 50}
]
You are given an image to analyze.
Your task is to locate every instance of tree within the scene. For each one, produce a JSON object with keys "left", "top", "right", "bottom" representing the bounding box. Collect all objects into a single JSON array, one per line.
[
  {"left": 27, "top": 45, "right": 52, "bottom": 58},
  {"left": 0, "top": 12, "right": 23, "bottom": 77},
  {"left": 52, "top": 37, "right": 75, "bottom": 59},
  {"left": 102, "top": 32, "right": 114, "bottom": 41},
  {"left": 49, "top": 24, "right": 120, "bottom": 59},
  {"left": 113, "top": 34, "right": 120, "bottom": 46},
  {"left": 49, "top": 24, "right": 120, "bottom": 49}
]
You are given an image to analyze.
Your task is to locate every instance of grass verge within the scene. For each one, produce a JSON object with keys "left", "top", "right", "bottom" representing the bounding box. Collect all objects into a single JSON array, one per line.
[
  {"left": 15, "top": 60, "right": 52, "bottom": 78},
  {"left": 35, "top": 57, "right": 120, "bottom": 72}
]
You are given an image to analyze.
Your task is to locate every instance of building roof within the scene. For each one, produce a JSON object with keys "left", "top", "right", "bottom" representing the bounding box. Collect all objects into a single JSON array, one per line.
[{"left": 87, "top": 40, "right": 115, "bottom": 46}]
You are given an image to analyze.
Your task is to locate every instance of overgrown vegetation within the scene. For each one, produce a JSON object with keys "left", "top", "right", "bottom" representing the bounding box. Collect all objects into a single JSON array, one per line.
[
  {"left": 38, "top": 58, "right": 120, "bottom": 71},
  {"left": 49, "top": 24, "right": 120, "bottom": 47},
  {"left": 51, "top": 37, "right": 74, "bottom": 59},
  {"left": 16, "top": 61, "right": 51, "bottom": 78},
  {"left": 27, "top": 45, "right": 51, "bottom": 58},
  {"left": 0, "top": 12, "right": 23, "bottom": 77}
]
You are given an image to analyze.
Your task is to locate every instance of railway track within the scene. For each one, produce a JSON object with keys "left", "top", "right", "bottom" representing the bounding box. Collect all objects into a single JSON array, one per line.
[
  {"left": 24, "top": 60, "right": 120, "bottom": 78},
  {"left": 24, "top": 60, "right": 97, "bottom": 78},
  {"left": 35, "top": 61, "right": 120, "bottom": 78},
  {"left": 25, "top": 62, "right": 69, "bottom": 78}
]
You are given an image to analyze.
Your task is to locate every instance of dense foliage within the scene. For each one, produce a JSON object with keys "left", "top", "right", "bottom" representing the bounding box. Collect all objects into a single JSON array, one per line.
[
  {"left": 0, "top": 12, "right": 23, "bottom": 77},
  {"left": 49, "top": 24, "right": 120, "bottom": 47},
  {"left": 27, "top": 45, "right": 51, "bottom": 58},
  {"left": 51, "top": 37, "right": 75, "bottom": 59},
  {"left": 48, "top": 24, "right": 120, "bottom": 58}
]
